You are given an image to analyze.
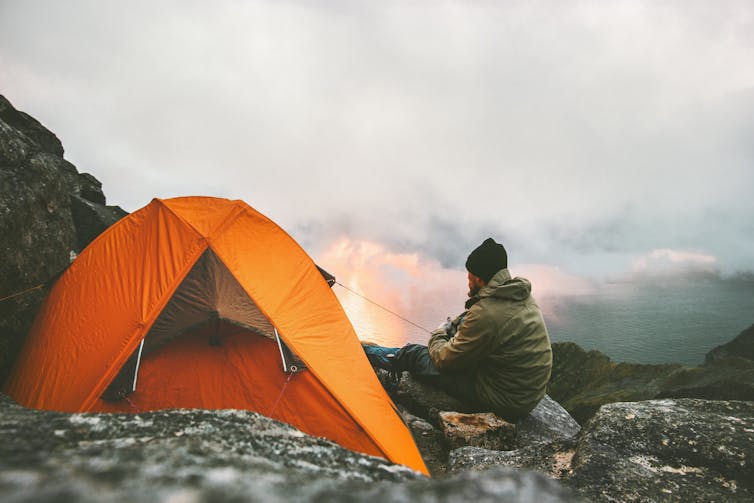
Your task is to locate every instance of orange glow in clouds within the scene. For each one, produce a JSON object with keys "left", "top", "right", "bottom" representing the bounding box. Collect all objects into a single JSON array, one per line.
[
  {"left": 318, "top": 238, "right": 466, "bottom": 347},
  {"left": 317, "top": 238, "right": 597, "bottom": 346}
]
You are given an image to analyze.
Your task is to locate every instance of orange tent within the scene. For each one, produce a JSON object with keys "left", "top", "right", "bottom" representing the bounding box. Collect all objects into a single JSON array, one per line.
[{"left": 4, "top": 196, "right": 427, "bottom": 474}]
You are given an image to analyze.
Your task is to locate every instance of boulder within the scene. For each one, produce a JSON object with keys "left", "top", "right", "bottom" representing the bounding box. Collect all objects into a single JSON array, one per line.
[
  {"left": 384, "top": 370, "right": 580, "bottom": 476},
  {"left": 567, "top": 399, "right": 754, "bottom": 502},
  {"left": 444, "top": 397, "right": 581, "bottom": 479},
  {"left": 398, "top": 406, "right": 449, "bottom": 477},
  {"left": 451, "top": 399, "right": 754, "bottom": 501},
  {"left": 0, "top": 394, "right": 581, "bottom": 502},
  {"left": 438, "top": 411, "right": 516, "bottom": 451},
  {"left": 327, "top": 466, "right": 583, "bottom": 503},
  {"left": 392, "top": 372, "right": 580, "bottom": 447},
  {"left": 0, "top": 393, "right": 420, "bottom": 502},
  {"left": 0, "top": 95, "right": 127, "bottom": 383},
  {"left": 448, "top": 439, "right": 578, "bottom": 479},
  {"left": 393, "top": 371, "right": 480, "bottom": 420},
  {"left": 516, "top": 394, "right": 581, "bottom": 447}
]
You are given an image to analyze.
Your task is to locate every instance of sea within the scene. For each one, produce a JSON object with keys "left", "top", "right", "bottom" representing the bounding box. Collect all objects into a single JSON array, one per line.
[
  {"left": 337, "top": 273, "right": 754, "bottom": 367},
  {"left": 541, "top": 274, "right": 754, "bottom": 366}
]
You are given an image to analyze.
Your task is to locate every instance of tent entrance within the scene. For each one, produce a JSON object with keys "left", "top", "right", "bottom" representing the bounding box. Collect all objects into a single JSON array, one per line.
[{"left": 102, "top": 248, "right": 305, "bottom": 401}]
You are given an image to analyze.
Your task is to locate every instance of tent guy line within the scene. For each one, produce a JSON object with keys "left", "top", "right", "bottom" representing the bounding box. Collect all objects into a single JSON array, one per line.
[
  {"left": 0, "top": 284, "right": 44, "bottom": 303},
  {"left": 334, "top": 281, "right": 432, "bottom": 335}
]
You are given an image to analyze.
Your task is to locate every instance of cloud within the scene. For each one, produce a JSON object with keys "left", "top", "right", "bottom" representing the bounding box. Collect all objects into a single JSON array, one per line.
[
  {"left": 317, "top": 237, "right": 466, "bottom": 346},
  {"left": 1, "top": 0, "right": 753, "bottom": 278},
  {"left": 632, "top": 249, "right": 718, "bottom": 275}
]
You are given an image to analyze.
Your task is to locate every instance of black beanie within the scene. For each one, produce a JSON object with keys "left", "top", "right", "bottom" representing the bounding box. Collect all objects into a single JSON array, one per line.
[{"left": 465, "top": 238, "right": 508, "bottom": 282}]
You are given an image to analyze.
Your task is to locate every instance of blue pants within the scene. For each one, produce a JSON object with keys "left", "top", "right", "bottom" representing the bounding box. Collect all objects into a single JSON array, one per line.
[{"left": 362, "top": 343, "right": 479, "bottom": 405}]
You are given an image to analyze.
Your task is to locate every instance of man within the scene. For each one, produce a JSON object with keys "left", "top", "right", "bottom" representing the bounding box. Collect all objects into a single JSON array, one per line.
[{"left": 363, "top": 238, "right": 552, "bottom": 422}]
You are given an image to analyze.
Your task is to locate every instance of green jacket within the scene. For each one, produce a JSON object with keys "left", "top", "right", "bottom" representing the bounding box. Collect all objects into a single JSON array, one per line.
[{"left": 428, "top": 268, "right": 552, "bottom": 421}]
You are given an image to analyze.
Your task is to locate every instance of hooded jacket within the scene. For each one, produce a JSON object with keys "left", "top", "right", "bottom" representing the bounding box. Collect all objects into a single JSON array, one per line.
[{"left": 427, "top": 268, "right": 552, "bottom": 421}]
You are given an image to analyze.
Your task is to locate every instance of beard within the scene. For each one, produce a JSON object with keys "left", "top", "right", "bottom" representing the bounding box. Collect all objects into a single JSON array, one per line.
[{"left": 468, "top": 284, "right": 481, "bottom": 298}]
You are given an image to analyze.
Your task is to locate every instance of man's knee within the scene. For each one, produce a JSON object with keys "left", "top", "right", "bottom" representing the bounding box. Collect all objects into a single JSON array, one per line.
[{"left": 394, "top": 344, "right": 441, "bottom": 376}]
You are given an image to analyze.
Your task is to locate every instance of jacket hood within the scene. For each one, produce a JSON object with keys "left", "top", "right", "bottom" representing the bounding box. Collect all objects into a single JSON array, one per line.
[{"left": 478, "top": 269, "right": 531, "bottom": 302}]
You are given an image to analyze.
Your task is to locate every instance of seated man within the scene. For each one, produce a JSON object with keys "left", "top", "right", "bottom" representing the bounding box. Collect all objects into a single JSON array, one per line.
[{"left": 363, "top": 238, "right": 552, "bottom": 422}]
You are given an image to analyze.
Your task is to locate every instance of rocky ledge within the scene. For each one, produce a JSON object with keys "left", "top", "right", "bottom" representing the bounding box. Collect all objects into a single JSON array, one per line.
[
  {"left": 0, "top": 393, "right": 579, "bottom": 503},
  {"left": 548, "top": 323, "right": 754, "bottom": 424},
  {"left": 385, "top": 371, "right": 754, "bottom": 502}
]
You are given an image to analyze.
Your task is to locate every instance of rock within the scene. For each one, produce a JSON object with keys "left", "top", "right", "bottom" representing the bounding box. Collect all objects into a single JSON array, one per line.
[
  {"left": 386, "top": 366, "right": 580, "bottom": 476},
  {"left": 0, "top": 394, "right": 581, "bottom": 502},
  {"left": 70, "top": 193, "right": 128, "bottom": 251},
  {"left": 451, "top": 399, "right": 754, "bottom": 501},
  {"left": 0, "top": 393, "right": 420, "bottom": 502},
  {"left": 548, "top": 340, "right": 754, "bottom": 424},
  {"left": 398, "top": 406, "right": 449, "bottom": 477},
  {"left": 516, "top": 394, "right": 581, "bottom": 447},
  {"left": 445, "top": 397, "right": 581, "bottom": 479},
  {"left": 393, "top": 372, "right": 480, "bottom": 421},
  {"left": 439, "top": 411, "right": 516, "bottom": 451},
  {"left": 706, "top": 324, "right": 754, "bottom": 364},
  {"left": 0, "top": 95, "right": 127, "bottom": 383},
  {"left": 566, "top": 399, "right": 754, "bottom": 502},
  {"left": 448, "top": 439, "right": 578, "bottom": 480},
  {"left": 326, "top": 466, "right": 583, "bottom": 502}
]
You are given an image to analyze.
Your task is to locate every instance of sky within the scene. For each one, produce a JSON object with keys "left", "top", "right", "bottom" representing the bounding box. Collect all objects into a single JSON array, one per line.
[{"left": 2, "top": 1, "right": 753, "bottom": 346}]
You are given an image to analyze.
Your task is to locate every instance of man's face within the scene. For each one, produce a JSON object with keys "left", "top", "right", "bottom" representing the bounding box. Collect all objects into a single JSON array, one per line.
[{"left": 467, "top": 272, "right": 485, "bottom": 297}]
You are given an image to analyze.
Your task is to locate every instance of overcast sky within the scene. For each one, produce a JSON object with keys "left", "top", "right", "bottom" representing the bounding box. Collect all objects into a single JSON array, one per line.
[{"left": 2, "top": 0, "right": 753, "bottom": 299}]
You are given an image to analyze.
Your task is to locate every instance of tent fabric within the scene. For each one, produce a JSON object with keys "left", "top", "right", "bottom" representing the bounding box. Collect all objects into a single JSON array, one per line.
[
  {"left": 4, "top": 196, "right": 427, "bottom": 475},
  {"left": 97, "top": 323, "right": 384, "bottom": 458}
]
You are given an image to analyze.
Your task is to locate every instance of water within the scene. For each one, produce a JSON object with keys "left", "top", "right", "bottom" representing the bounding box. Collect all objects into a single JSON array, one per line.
[
  {"left": 542, "top": 275, "right": 754, "bottom": 366},
  {"left": 337, "top": 273, "right": 754, "bottom": 367}
]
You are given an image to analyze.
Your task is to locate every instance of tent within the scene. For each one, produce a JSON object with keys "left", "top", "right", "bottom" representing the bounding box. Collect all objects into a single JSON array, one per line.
[{"left": 4, "top": 196, "right": 427, "bottom": 474}]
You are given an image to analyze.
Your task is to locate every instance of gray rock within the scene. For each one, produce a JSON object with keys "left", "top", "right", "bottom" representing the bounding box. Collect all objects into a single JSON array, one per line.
[
  {"left": 517, "top": 395, "right": 581, "bottom": 446},
  {"left": 393, "top": 372, "right": 479, "bottom": 422},
  {"left": 0, "top": 94, "right": 127, "bottom": 383},
  {"left": 448, "top": 439, "right": 578, "bottom": 480},
  {"left": 398, "top": 406, "right": 449, "bottom": 477},
  {"left": 567, "top": 399, "right": 754, "bottom": 502},
  {"left": 70, "top": 193, "right": 128, "bottom": 251},
  {"left": 0, "top": 393, "right": 420, "bottom": 502},
  {"left": 325, "top": 466, "right": 583, "bottom": 502},
  {"left": 0, "top": 393, "right": 581, "bottom": 502},
  {"left": 442, "top": 397, "right": 581, "bottom": 479}
]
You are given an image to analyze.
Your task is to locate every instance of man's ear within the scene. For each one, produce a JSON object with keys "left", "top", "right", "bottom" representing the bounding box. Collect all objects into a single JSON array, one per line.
[{"left": 470, "top": 273, "right": 486, "bottom": 286}]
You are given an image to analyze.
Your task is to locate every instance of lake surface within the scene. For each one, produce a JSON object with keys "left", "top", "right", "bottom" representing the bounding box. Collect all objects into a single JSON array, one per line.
[
  {"left": 338, "top": 273, "right": 754, "bottom": 366},
  {"left": 542, "top": 275, "right": 754, "bottom": 366}
]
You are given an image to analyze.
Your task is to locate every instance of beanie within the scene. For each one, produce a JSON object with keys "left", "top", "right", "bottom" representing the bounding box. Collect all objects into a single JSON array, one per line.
[{"left": 465, "top": 238, "right": 508, "bottom": 282}]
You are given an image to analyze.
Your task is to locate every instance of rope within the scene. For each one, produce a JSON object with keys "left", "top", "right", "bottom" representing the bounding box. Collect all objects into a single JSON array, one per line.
[
  {"left": 0, "top": 284, "right": 44, "bottom": 303},
  {"left": 270, "top": 371, "right": 295, "bottom": 417},
  {"left": 334, "top": 281, "right": 432, "bottom": 334}
]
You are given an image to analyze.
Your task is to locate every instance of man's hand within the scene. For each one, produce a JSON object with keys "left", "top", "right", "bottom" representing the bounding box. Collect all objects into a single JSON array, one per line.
[{"left": 436, "top": 316, "right": 453, "bottom": 333}]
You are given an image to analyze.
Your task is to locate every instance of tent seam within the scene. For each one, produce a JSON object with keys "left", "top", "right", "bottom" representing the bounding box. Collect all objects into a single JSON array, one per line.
[
  {"left": 209, "top": 203, "right": 421, "bottom": 470},
  {"left": 79, "top": 202, "right": 210, "bottom": 412}
]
